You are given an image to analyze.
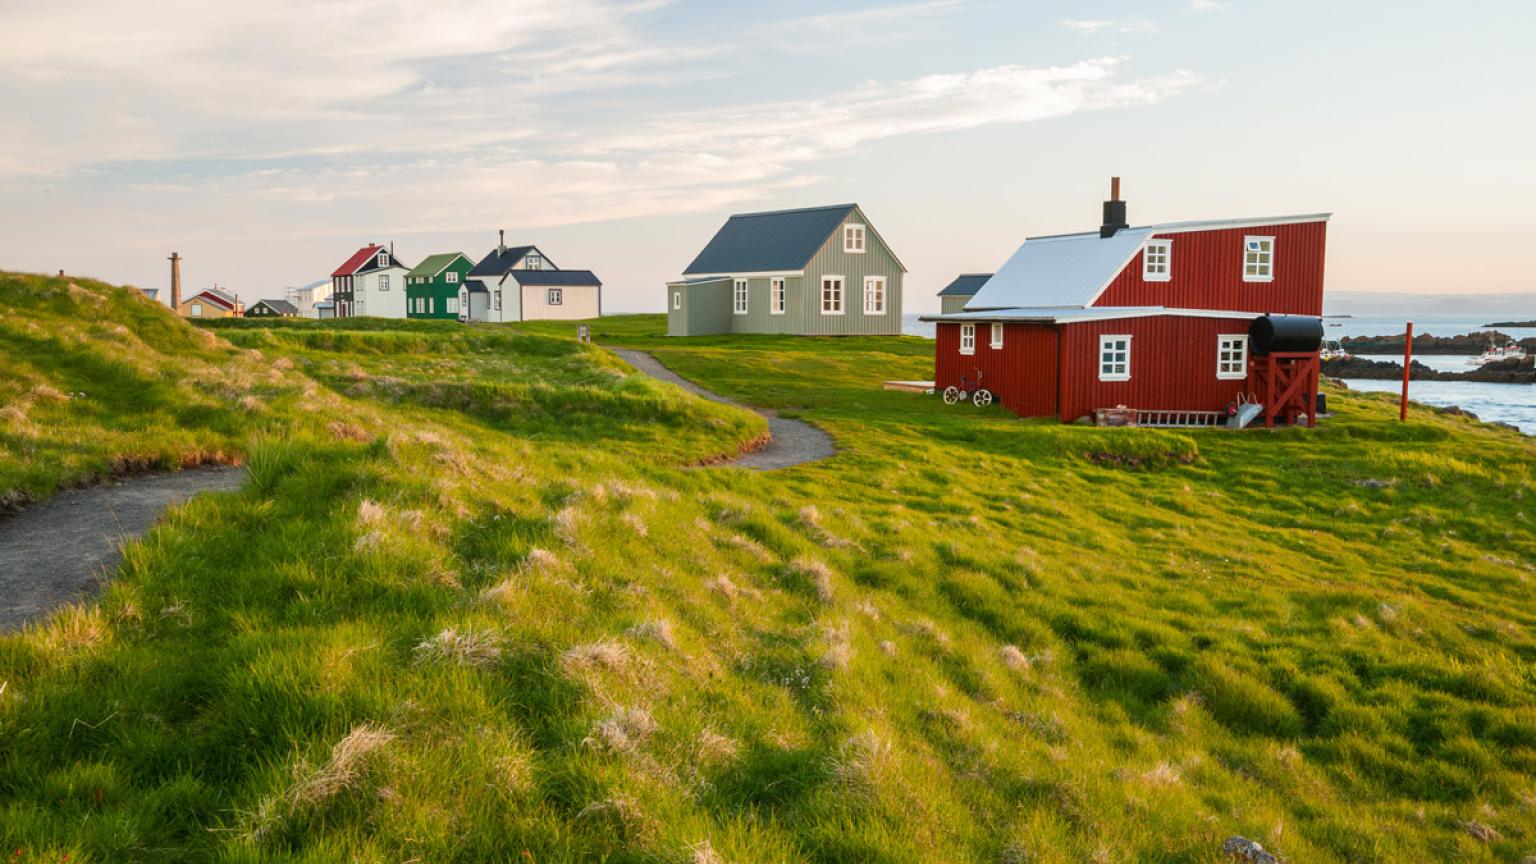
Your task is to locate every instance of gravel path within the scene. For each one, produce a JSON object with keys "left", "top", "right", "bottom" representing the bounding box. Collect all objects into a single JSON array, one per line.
[
  {"left": 613, "top": 349, "right": 836, "bottom": 470},
  {"left": 0, "top": 468, "right": 246, "bottom": 631}
]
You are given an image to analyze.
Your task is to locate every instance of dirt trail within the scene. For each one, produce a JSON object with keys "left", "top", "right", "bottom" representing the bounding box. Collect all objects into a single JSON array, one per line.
[
  {"left": 0, "top": 468, "right": 246, "bottom": 631},
  {"left": 612, "top": 349, "right": 836, "bottom": 470}
]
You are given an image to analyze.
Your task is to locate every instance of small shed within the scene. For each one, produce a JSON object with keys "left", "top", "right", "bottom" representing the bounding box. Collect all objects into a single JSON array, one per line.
[
  {"left": 247, "top": 299, "right": 299, "bottom": 318},
  {"left": 937, "top": 273, "right": 992, "bottom": 314}
]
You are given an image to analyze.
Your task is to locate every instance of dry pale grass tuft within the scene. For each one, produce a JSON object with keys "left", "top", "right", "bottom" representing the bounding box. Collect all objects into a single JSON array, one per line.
[
  {"left": 626, "top": 619, "right": 676, "bottom": 650},
  {"left": 854, "top": 599, "right": 881, "bottom": 620},
  {"left": 790, "top": 556, "right": 835, "bottom": 603},
  {"left": 1000, "top": 644, "right": 1030, "bottom": 670},
  {"left": 575, "top": 795, "right": 655, "bottom": 843},
  {"left": 554, "top": 506, "right": 581, "bottom": 546},
  {"left": 819, "top": 620, "right": 852, "bottom": 670},
  {"left": 879, "top": 640, "right": 898, "bottom": 657},
  {"left": 620, "top": 511, "right": 648, "bottom": 537},
  {"left": 690, "top": 839, "right": 726, "bottom": 864},
  {"left": 831, "top": 729, "right": 892, "bottom": 793},
  {"left": 798, "top": 505, "right": 856, "bottom": 549},
  {"left": 1141, "top": 761, "right": 1181, "bottom": 786},
  {"left": 238, "top": 394, "right": 264, "bottom": 412},
  {"left": 30, "top": 383, "right": 67, "bottom": 402},
  {"left": 585, "top": 706, "right": 657, "bottom": 754},
  {"left": 706, "top": 574, "right": 741, "bottom": 602},
  {"left": 697, "top": 728, "right": 741, "bottom": 765},
  {"left": 562, "top": 640, "right": 631, "bottom": 673},
  {"left": 290, "top": 724, "right": 395, "bottom": 807},
  {"left": 726, "top": 533, "right": 775, "bottom": 562},
  {"left": 907, "top": 618, "right": 952, "bottom": 647},
  {"left": 327, "top": 420, "right": 371, "bottom": 442},
  {"left": 36, "top": 605, "right": 110, "bottom": 655},
  {"left": 1457, "top": 820, "right": 1501, "bottom": 842},
  {"left": 354, "top": 499, "right": 390, "bottom": 551},
  {"left": 413, "top": 627, "right": 503, "bottom": 668}
]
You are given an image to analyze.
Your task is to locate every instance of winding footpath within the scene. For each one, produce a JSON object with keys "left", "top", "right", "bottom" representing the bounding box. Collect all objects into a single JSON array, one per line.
[
  {"left": 0, "top": 468, "right": 245, "bottom": 631},
  {"left": 612, "top": 349, "right": 836, "bottom": 470}
]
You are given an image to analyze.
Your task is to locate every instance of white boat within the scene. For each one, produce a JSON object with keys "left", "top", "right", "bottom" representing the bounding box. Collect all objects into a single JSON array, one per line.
[
  {"left": 1320, "top": 340, "right": 1350, "bottom": 361},
  {"left": 1466, "top": 341, "right": 1527, "bottom": 366}
]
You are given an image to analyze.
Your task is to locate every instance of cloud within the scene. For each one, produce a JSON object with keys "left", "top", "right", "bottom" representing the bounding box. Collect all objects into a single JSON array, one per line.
[
  {"left": 1060, "top": 18, "right": 1160, "bottom": 35},
  {"left": 1190, "top": 0, "right": 1230, "bottom": 11}
]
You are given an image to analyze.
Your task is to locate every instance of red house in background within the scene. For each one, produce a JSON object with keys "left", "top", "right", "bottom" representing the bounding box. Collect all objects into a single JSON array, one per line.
[{"left": 924, "top": 180, "right": 1329, "bottom": 426}]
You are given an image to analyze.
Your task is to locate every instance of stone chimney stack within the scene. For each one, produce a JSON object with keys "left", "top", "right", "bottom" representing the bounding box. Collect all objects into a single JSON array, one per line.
[{"left": 168, "top": 252, "right": 182, "bottom": 308}]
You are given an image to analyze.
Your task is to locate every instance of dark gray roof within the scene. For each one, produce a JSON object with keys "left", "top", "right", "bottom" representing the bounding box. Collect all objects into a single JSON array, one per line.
[
  {"left": 937, "top": 274, "right": 992, "bottom": 297},
  {"left": 469, "top": 246, "right": 539, "bottom": 278},
  {"left": 254, "top": 298, "right": 298, "bottom": 314},
  {"left": 683, "top": 204, "right": 856, "bottom": 275},
  {"left": 507, "top": 270, "right": 601, "bottom": 287},
  {"left": 463, "top": 279, "right": 489, "bottom": 294}
]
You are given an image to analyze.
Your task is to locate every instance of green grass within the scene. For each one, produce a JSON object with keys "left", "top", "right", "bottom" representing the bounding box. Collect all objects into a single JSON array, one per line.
[{"left": 4, "top": 282, "right": 1536, "bottom": 862}]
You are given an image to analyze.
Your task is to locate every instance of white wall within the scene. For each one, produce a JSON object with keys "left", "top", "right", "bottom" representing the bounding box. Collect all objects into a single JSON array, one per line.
[
  {"left": 354, "top": 266, "right": 410, "bottom": 319},
  {"left": 521, "top": 283, "right": 599, "bottom": 320}
]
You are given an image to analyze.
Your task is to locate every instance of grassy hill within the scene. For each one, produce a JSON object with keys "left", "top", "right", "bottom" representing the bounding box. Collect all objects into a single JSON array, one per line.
[{"left": 3, "top": 275, "right": 1536, "bottom": 862}]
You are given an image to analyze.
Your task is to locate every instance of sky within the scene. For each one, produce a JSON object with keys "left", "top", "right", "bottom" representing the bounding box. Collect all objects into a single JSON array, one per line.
[{"left": 1, "top": 0, "right": 1533, "bottom": 314}]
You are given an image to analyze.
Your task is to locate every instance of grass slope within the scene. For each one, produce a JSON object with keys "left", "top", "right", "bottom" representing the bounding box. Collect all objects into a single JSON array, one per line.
[{"left": 3, "top": 284, "right": 1536, "bottom": 862}]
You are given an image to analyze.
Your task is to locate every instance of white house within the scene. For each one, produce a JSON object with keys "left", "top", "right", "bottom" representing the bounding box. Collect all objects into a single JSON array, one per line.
[
  {"left": 330, "top": 244, "right": 411, "bottom": 319},
  {"left": 462, "top": 234, "right": 602, "bottom": 322}
]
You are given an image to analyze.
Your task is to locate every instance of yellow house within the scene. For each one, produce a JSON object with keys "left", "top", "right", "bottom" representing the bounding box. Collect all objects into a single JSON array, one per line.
[{"left": 178, "top": 288, "right": 243, "bottom": 318}]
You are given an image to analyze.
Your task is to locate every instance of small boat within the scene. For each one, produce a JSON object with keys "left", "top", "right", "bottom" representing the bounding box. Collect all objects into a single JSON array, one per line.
[
  {"left": 1320, "top": 339, "right": 1350, "bottom": 361},
  {"left": 1466, "top": 341, "right": 1527, "bottom": 366}
]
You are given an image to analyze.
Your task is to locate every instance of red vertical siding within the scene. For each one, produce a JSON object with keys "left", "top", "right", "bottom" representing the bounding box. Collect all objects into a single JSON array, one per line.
[
  {"left": 1057, "top": 315, "right": 1258, "bottom": 421},
  {"left": 934, "top": 322, "right": 1058, "bottom": 417},
  {"left": 1094, "top": 220, "right": 1327, "bottom": 315}
]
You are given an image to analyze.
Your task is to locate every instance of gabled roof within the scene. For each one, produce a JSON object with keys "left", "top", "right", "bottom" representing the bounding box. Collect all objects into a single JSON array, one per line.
[
  {"left": 937, "top": 274, "right": 992, "bottom": 297},
  {"left": 332, "top": 244, "right": 382, "bottom": 278},
  {"left": 469, "top": 245, "right": 542, "bottom": 278},
  {"left": 506, "top": 270, "right": 601, "bottom": 287},
  {"left": 253, "top": 298, "right": 298, "bottom": 314},
  {"left": 921, "top": 306, "right": 1265, "bottom": 324},
  {"left": 408, "top": 252, "right": 470, "bottom": 280},
  {"left": 188, "top": 287, "right": 239, "bottom": 309},
  {"left": 964, "top": 213, "right": 1331, "bottom": 312},
  {"left": 683, "top": 204, "right": 857, "bottom": 276}
]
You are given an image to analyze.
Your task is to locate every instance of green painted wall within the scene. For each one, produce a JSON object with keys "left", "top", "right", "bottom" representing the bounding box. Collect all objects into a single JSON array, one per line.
[
  {"left": 407, "top": 255, "right": 474, "bottom": 319},
  {"left": 668, "top": 206, "right": 905, "bottom": 337}
]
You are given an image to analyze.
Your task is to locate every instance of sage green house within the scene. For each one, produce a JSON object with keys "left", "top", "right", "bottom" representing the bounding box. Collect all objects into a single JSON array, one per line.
[
  {"left": 667, "top": 204, "right": 906, "bottom": 337},
  {"left": 406, "top": 252, "right": 473, "bottom": 320}
]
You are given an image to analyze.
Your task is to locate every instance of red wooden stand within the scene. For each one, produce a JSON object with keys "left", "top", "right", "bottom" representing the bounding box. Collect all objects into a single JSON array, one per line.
[{"left": 1248, "top": 352, "right": 1320, "bottom": 428}]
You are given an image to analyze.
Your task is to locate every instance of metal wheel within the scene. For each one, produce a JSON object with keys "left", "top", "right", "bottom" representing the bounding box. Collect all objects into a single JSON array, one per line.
[
  {"left": 942, "top": 386, "right": 961, "bottom": 405},
  {"left": 973, "top": 389, "right": 994, "bottom": 407}
]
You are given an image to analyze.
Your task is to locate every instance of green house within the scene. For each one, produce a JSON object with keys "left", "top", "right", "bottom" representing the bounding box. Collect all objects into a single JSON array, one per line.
[
  {"left": 406, "top": 253, "right": 473, "bottom": 320},
  {"left": 666, "top": 203, "right": 906, "bottom": 337}
]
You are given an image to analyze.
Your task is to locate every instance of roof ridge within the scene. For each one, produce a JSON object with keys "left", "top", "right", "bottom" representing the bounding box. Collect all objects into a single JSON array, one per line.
[
  {"left": 730, "top": 203, "right": 856, "bottom": 219},
  {"left": 1026, "top": 213, "right": 1331, "bottom": 241}
]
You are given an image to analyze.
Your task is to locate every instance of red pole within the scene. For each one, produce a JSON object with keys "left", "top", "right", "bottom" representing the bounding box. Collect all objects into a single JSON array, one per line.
[{"left": 1400, "top": 322, "right": 1413, "bottom": 421}]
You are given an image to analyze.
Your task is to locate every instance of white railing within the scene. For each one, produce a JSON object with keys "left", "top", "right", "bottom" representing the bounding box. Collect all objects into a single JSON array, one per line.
[{"left": 1135, "top": 410, "right": 1226, "bottom": 428}]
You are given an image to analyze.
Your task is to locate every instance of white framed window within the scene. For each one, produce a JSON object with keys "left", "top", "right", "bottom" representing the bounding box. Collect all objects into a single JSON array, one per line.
[
  {"left": 190, "top": 303, "right": 203, "bottom": 317},
  {"left": 547, "top": 288, "right": 563, "bottom": 305},
  {"left": 843, "top": 224, "right": 866, "bottom": 254},
  {"left": 376, "top": 252, "right": 388, "bottom": 267},
  {"left": 428, "top": 297, "right": 434, "bottom": 314},
  {"left": 733, "top": 279, "right": 749, "bottom": 314},
  {"left": 672, "top": 291, "right": 682, "bottom": 310},
  {"left": 446, "top": 271, "right": 460, "bottom": 284},
  {"left": 1099, "top": 335, "right": 1131, "bottom": 381},
  {"left": 1217, "top": 334, "right": 1249, "bottom": 379},
  {"left": 1244, "top": 236, "right": 1274, "bottom": 282},
  {"left": 494, "top": 290, "right": 502, "bottom": 311},
  {"left": 863, "top": 276, "right": 886, "bottom": 314},
  {"left": 524, "top": 254, "right": 542, "bottom": 271},
  {"left": 990, "top": 323, "right": 1004, "bottom": 349},
  {"left": 821, "top": 276, "right": 844, "bottom": 314},
  {"left": 1143, "top": 239, "right": 1172, "bottom": 282},
  {"left": 770, "top": 278, "right": 785, "bottom": 315},
  {"left": 447, "top": 297, "right": 460, "bottom": 313},
  {"left": 379, "top": 275, "right": 390, "bottom": 291},
  {"left": 959, "top": 323, "right": 976, "bottom": 355}
]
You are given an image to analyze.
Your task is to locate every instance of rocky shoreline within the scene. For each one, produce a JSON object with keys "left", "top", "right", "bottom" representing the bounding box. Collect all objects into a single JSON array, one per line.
[
  {"left": 1485, "top": 320, "right": 1536, "bottom": 328},
  {"left": 1322, "top": 354, "right": 1535, "bottom": 384},
  {"left": 1339, "top": 330, "right": 1536, "bottom": 355}
]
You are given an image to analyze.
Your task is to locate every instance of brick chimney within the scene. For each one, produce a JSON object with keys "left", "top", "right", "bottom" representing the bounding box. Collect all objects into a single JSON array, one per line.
[
  {"left": 1100, "top": 177, "right": 1128, "bottom": 238},
  {"left": 168, "top": 252, "right": 182, "bottom": 308},
  {"left": 498, "top": 229, "right": 506, "bottom": 253}
]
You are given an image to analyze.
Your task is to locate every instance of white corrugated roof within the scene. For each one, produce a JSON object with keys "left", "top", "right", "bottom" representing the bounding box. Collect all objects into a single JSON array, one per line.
[
  {"left": 963, "top": 228, "right": 1151, "bottom": 311},
  {"left": 920, "top": 306, "right": 1263, "bottom": 324}
]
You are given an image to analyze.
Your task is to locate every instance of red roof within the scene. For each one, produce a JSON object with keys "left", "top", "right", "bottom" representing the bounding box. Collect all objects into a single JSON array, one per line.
[
  {"left": 186, "top": 289, "right": 238, "bottom": 310},
  {"left": 332, "top": 244, "right": 382, "bottom": 278}
]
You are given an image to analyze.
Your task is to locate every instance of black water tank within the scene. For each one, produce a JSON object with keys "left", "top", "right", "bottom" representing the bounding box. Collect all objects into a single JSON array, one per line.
[{"left": 1249, "top": 314, "right": 1324, "bottom": 355}]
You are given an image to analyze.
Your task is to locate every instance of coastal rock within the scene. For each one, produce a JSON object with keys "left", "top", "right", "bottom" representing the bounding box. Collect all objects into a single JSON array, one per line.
[
  {"left": 1340, "top": 330, "right": 1536, "bottom": 355},
  {"left": 1222, "top": 836, "right": 1280, "bottom": 864},
  {"left": 1321, "top": 355, "right": 1534, "bottom": 384}
]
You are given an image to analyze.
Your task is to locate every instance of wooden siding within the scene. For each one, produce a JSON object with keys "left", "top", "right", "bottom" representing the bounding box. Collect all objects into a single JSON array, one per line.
[
  {"left": 668, "top": 280, "right": 731, "bottom": 336},
  {"left": 520, "top": 283, "right": 600, "bottom": 321},
  {"left": 794, "top": 205, "right": 903, "bottom": 336},
  {"left": 1094, "top": 220, "right": 1327, "bottom": 315},
  {"left": 407, "top": 257, "right": 473, "bottom": 320},
  {"left": 1057, "top": 315, "right": 1258, "bottom": 421},
  {"left": 940, "top": 296, "right": 972, "bottom": 314},
  {"left": 933, "top": 322, "right": 1059, "bottom": 417}
]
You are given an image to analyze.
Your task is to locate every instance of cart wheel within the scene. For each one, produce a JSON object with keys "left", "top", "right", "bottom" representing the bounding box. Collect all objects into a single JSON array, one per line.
[
  {"left": 942, "top": 386, "right": 961, "bottom": 405},
  {"left": 973, "top": 389, "right": 993, "bottom": 407}
]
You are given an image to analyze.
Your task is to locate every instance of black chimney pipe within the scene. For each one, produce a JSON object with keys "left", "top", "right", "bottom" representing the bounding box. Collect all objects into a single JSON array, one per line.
[{"left": 1100, "top": 176, "right": 1128, "bottom": 238}]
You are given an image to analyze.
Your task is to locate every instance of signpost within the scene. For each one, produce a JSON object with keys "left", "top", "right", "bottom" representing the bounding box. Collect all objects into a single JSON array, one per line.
[{"left": 1400, "top": 322, "right": 1413, "bottom": 421}]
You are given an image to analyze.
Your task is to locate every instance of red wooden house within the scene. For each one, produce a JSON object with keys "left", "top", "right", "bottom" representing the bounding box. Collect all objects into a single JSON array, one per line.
[{"left": 924, "top": 180, "right": 1330, "bottom": 426}]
